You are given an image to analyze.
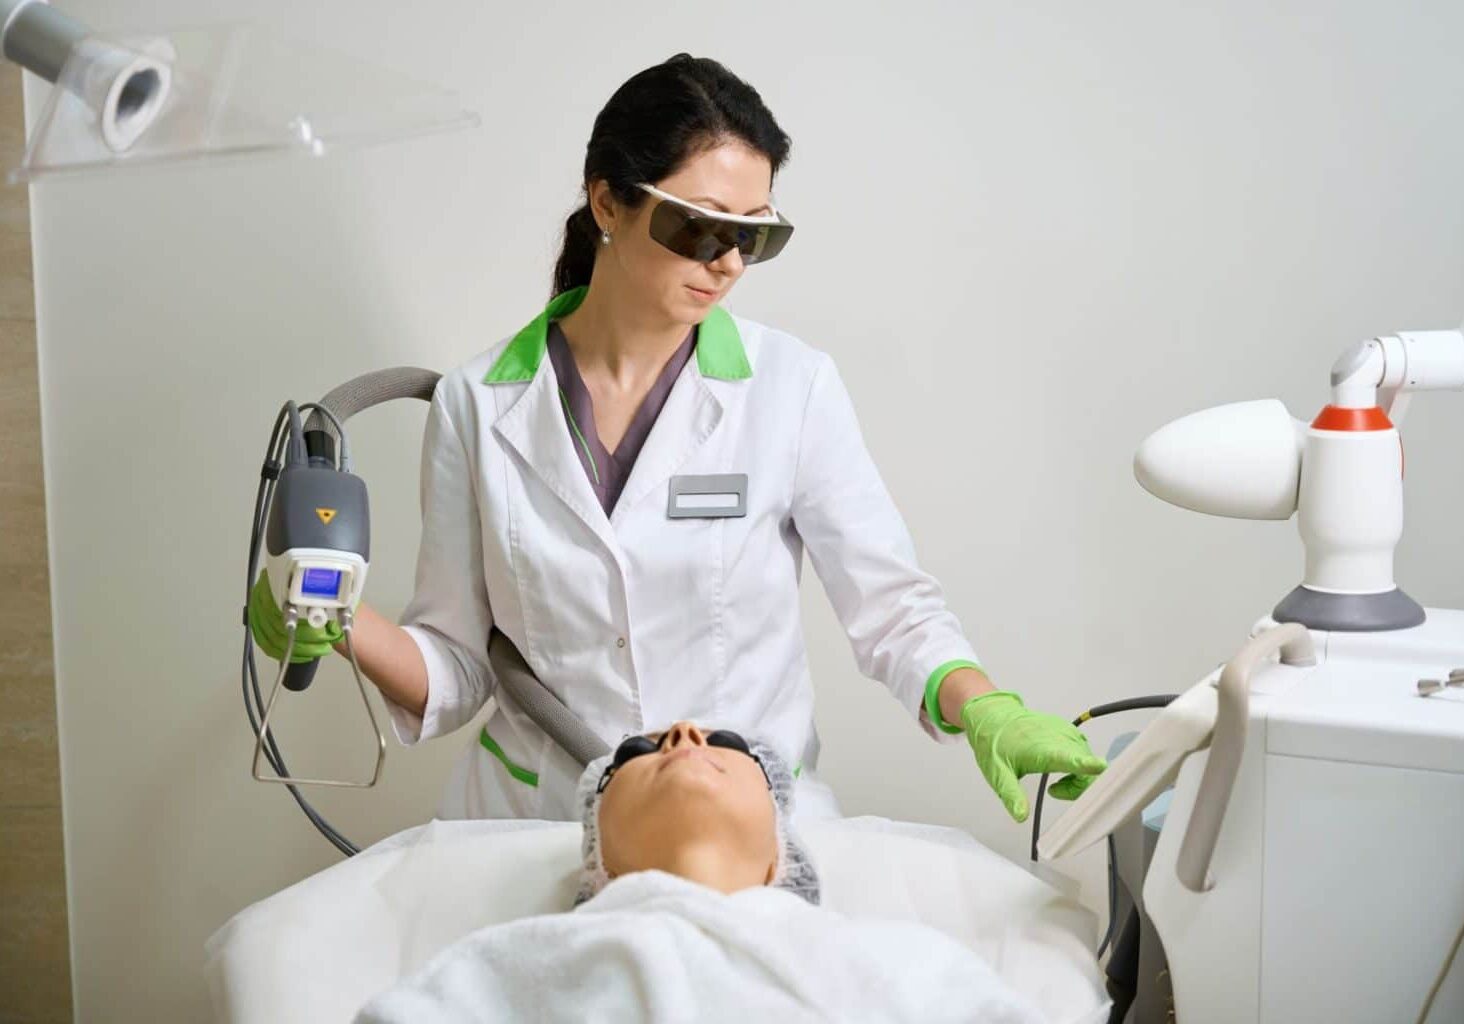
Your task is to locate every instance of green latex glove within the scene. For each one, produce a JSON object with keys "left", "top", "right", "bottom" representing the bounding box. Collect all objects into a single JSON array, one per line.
[
  {"left": 961, "top": 691, "right": 1107, "bottom": 822},
  {"left": 248, "top": 570, "right": 342, "bottom": 663}
]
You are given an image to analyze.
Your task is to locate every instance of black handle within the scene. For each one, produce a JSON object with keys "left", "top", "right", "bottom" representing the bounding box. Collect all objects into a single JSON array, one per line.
[{"left": 284, "top": 659, "right": 320, "bottom": 692}]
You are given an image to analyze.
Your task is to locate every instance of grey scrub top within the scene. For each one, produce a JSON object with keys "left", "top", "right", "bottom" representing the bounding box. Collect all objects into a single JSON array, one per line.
[{"left": 546, "top": 320, "right": 697, "bottom": 514}]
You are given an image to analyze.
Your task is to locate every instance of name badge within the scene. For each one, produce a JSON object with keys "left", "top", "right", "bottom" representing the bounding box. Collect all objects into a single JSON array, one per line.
[{"left": 667, "top": 474, "right": 747, "bottom": 519}]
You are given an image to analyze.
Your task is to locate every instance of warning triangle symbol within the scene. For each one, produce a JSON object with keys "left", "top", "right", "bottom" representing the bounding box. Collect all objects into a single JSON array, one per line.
[{"left": 316, "top": 508, "right": 337, "bottom": 525}]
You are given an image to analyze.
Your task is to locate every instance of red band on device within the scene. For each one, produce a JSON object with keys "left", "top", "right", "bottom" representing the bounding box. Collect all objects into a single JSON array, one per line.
[{"left": 1311, "top": 405, "right": 1393, "bottom": 431}]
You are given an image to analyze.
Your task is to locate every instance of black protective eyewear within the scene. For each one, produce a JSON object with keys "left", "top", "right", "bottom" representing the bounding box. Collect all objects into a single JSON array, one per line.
[
  {"left": 597, "top": 728, "right": 771, "bottom": 794},
  {"left": 637, "top": 183, "right": 794, "bottom": 266}
]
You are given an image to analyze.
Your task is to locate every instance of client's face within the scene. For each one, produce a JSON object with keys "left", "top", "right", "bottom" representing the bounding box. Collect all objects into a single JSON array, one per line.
[{"left": 597, "top": 722, "right": 778, "bottom": 890}]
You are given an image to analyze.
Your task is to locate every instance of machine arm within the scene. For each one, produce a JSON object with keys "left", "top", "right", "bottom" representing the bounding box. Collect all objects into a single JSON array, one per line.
[{"left": 1330, "top": 329, "right": 1464, "bottom": 421}]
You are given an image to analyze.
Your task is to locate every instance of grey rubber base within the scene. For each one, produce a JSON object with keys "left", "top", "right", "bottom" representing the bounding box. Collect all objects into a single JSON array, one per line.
[{"left": 1272, "top": 585, "right": 1426, "bottom": 632}]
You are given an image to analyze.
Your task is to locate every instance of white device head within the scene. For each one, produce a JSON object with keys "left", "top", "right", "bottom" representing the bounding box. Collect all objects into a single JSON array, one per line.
[
  {"left": 1134, "top": 326, "right": 1462, "bottom": 629},
  {"left": 1133, "top": 399, "right": 1305, "bottom": 521}
]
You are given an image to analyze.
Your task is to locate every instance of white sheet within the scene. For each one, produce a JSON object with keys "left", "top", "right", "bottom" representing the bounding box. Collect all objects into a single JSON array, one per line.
[
  {"left": 354, "top": 868, "right": 1047, "bottom": 1023},
  {"left": 206, "top": 817, "right": 1109, "bottom": 1024}
]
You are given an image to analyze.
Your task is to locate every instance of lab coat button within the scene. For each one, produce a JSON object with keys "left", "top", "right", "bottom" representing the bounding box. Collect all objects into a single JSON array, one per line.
[{"left": 616, "top": 637, "right": 626, "bottom": 648}]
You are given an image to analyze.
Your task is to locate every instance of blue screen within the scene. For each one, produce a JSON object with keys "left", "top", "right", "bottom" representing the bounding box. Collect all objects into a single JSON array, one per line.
[{"left": 300, "top": 568, "right": 342, "bottom": 598}]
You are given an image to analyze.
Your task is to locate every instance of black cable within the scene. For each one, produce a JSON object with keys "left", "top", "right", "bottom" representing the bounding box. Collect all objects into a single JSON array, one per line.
[
  {"left": 241, "top": 402, "right": 360, "bottom": 857},
  {"left": 1029, "top": 695, "right": 1179, "bottom": 862},
  {"left": 1097, "top": 833, "right": 1118, "bottom": 960},
  {"left": 1026, "top": 693, "right": 1180, "bottom": 958},
  {"left": 1083, "top": 695, "right": 1184, "bottom": 720}
]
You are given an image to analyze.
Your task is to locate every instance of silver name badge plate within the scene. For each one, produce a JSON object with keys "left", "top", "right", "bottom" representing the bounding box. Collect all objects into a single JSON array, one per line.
[{"left": 667, "top": 474, "right": 748, "bottom": 519}]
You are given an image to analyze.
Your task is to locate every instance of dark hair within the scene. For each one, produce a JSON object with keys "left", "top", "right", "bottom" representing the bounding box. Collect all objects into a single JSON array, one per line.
[{"left": 552, "top": 54, "right": 792, "bottom": 297}]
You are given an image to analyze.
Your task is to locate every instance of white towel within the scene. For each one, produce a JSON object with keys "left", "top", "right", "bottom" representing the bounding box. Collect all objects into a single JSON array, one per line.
[{"left": 354, "top": 869, "right": 1048, "bottom": 1023}]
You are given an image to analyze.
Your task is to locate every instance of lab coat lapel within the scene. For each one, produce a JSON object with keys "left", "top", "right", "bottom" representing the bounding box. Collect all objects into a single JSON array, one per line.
[
  {"left": 491, "top": 359, "right": 621, "bottom": 559},
  {"left": 610, "top": 360, "right": 726, "bottom": 527}
]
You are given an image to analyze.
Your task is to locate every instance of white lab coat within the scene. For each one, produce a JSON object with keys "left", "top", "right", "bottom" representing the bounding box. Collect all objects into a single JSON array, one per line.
[{"left": 384, "top": 306, "right": 977, "bottom": 820}]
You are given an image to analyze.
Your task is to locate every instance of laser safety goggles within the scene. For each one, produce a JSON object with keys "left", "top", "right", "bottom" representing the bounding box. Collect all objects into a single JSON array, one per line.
[
  {"left": 636, "top": 183, "right": 794, "bottom": 266},
  {"left": 596, "top": 727, "right": 771, "bottom": 793}
]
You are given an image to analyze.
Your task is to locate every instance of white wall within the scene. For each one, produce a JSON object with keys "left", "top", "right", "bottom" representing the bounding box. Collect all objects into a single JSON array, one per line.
[{"left": 29, "top": 1, "right": 1464, "bottom": 1019}]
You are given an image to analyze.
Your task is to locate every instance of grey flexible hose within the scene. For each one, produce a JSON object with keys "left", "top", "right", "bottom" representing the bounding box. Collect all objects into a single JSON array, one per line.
[
  {"left": 308, "top": 367, "right": 610, "bottom": 768},
  {"left": 306, "top": 366, "right": 442, "bottom": 427},
  {"left": 489, "top": 628, "right": 610, "bottom": 767}
]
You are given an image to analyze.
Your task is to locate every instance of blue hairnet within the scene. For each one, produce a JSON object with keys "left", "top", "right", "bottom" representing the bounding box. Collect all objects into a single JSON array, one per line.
[{"left": 574, "top": 737, "right": 820, "bottom": 907}]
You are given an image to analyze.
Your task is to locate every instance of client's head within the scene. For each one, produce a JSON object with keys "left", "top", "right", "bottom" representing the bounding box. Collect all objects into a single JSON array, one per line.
[{"left": 575, "top": 722, "right": 819, "bottom": 905}]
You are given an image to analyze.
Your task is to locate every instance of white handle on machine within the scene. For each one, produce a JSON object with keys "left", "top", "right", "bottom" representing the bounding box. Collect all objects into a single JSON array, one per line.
[
  {"left": 1175, "top": 622, "right": 1315, "bottom": 892},
  {"left": 1036, "top": 678, "right": 1220, "bottom": 862}
]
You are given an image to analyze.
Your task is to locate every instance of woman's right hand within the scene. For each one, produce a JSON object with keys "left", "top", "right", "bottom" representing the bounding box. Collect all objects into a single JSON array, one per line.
[
  {"left": 249, "top": 571, "right": 430, "bottom": 720},
  {"left": 248, "top": 570, "right": 344, "bottom": 662}
]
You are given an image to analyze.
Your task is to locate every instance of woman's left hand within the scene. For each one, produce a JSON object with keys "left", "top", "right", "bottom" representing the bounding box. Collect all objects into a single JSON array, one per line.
[{"left": 958, "top": 691, "right": 1107, "bottom": 823}]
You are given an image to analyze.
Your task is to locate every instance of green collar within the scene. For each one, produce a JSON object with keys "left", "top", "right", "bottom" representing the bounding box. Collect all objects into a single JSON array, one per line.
[{"left": 483, "top": 285, "right": 752, "bottom": 384}]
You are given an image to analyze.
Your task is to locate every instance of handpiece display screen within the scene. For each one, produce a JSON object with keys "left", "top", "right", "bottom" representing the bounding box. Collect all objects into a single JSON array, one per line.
[{"left": 300, "top": 567, "right": 343, "bottom": 598}]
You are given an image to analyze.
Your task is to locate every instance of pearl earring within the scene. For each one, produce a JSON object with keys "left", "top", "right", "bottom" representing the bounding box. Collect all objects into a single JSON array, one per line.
[{"left": 600, "top": 228, "right": 611, "bottom": 245}]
